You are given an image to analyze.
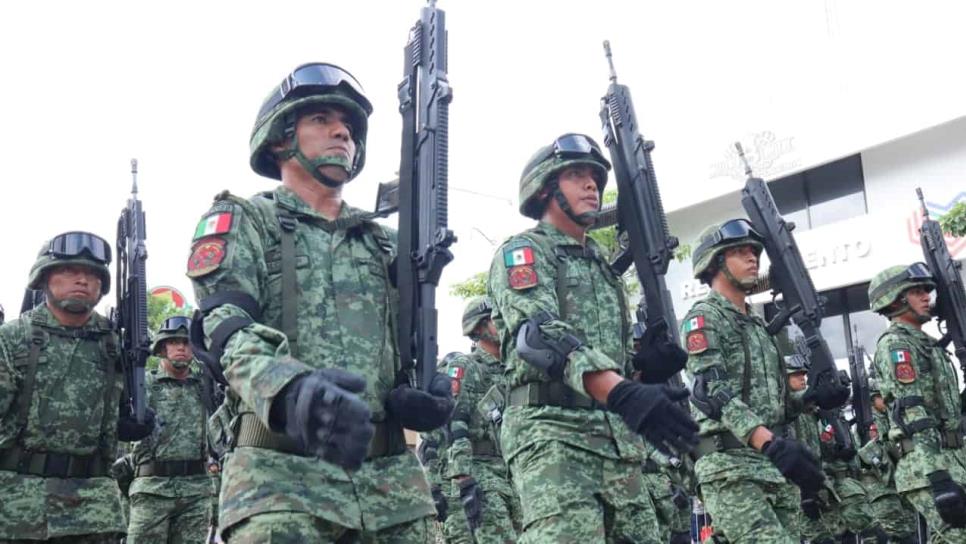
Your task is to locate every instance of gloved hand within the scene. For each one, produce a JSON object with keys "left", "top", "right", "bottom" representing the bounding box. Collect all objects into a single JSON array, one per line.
[
  {"left": 431, "top": 484, "right": 448, "bottom": 521},
  {"left": 109, "top": 455, "right": 135, "bottom": 496},
  {"left": 606, "top": 381, "right": 699, "bottom": 456},
  {"left": 762, "top": 437, "right": 825, "bottom": 494},
  {"left": 117, "top": 406, "right": 157, "bottom": 442},
  {"left": 459, "top": 476, "right": 484, "bottom": 531},
  {"left": 800, "top": 490, "right": 822, "bottom": 520},
  {"left": 670, "top": 483, "right": 690, "bottom": 510},
  {"left": 270, "top": 368, "right": 374, "bottom": 471},
  {"left": 386, "top": 373, "right": 454, "bottom": 432},
  {"left": 803, "top": 369, "right": 851, "bottom": 410},
  {"left": 928, "top": 470, "right": 966, "bottom": 528},
  {"left": 669, "top": 531, "right": 691, "bottom": 544},
  {"left": 632, "top": 321, "right": 688, "bottom": 384}
]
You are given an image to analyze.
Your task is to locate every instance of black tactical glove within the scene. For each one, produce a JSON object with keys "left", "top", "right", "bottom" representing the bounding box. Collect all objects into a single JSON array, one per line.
[
  {"left": 606, "top": 381, "right": 699, "bottom": 456},
  {"left": 386, "top": 373, "right": 454, "bottom": 432},
  {"left": 669, "top": 531, "right": 691, "bottom": 544},
  {"left": 117, "top": 406, "right": 157, "bottom": 442},
  {"left": 632, "top": 321, "right": 688, "bottom": 384},
  {"left": 109, "top": 455, "right": 135, "bottom": 496},
  {"left": 459, "top": 476, "right": 484, "bottom": 531},
  {"left": 431, "top": 484, "right": 448, "bottom": 522},
  {"left": 800, "top": 490, "right": 822, "bottom": 520},
  {"left": 670, "top": 483, "right": 690, "bottom": 510},
  {"left": 803, "top": 369, "right": 851, "bottom": 410},
  {"left": 928, "top": 470, "right": 966, "bottom": 528},
  {"left": 762, "top": 437, "right": 825, "bottom": 494},
  {"left": 269, "top": 368, "right": 374, "bottom": 471}
]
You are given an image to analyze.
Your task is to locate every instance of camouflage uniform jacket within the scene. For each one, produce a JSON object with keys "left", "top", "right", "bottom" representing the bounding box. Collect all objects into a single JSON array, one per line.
[
  {"left": 128, "top": 362, "right": 213, "bottom": 498},
  {"left": 872, "top": 321, "right": 963, "bottom": 493},
  {"left": 444, "top": 348, "right": 506, "bottom": 478},
  {"left": 189, "top": 187, "right": 434, "bottom": 531},
  {"left": 487, "top": 221, "right": 646, "bottom": 464},
  {"left": 0, "top": 305, "right": 125, "bottom": 538},
  {"left": 857, "top": 412, "right": 900, "bottom": 501},
  {"left": 682, "top": 290, "right": 796, "bottom": 484}
]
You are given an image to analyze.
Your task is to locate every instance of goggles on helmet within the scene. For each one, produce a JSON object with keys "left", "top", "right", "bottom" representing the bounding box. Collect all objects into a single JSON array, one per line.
[
  {"left": 256, "top": 63, "right": 373, "bottom": 124},
  {"left": 538, "top": 133, "right": 612, "bottom": 172},
  {"left": 869, "top": 262, "right": 935, "bottom": 303},
  {"left": 46, "top": 231, "right": 112, "bottom": 264},
  {"left": 159, "top": 315, "right": 191, "bottom": 334},
  {"left": 694, "top": 219, "right": 764, "bottom": 258}
]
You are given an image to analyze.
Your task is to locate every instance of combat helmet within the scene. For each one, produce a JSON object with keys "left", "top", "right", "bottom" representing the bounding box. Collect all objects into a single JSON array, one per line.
[
  {"left": 151, "top": 315, "right": 191, "bottom": 356},
  {"left": 518, "top": 133, "right": 611, "bottom": 223},
  {"left": 462, "top": 296, "right": 493, "bottom": 338},
  {"left": 27, "top": 231, "right": 112, "bottom": 295},
  {"left": 691, "top": 219, "right": 764, "bottom": 286},
  {"left": 784, "top": 353, "right": 808, "bottom": 374},
  {"left": 250, "top": 62, "right": 373, "bottom": 185},
  {"left": 868, "top": 263, "right": 935, "bottom": 316}
]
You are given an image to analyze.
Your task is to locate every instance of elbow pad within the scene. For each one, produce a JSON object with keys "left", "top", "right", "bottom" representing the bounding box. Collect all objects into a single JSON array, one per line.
[
  {"left": 690, "top": 367, "right": 734, "bottom": 421},
  {"left": 515, "top": 311, "right": 583, "bottom": 379}
]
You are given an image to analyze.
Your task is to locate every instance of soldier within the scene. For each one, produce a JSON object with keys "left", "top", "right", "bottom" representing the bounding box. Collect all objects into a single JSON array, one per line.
[
  {"left": 487, "top": 133, "right": 699, "bottom": 543},
  {"left": 444, "top": 296, "right": 520, "bottom": 543},
  {"left": 187, "top": 62, "right": 452, "bottom": 542},
  {"left": 124, "top": 316, "right": 217, "bottom": 543},
  {"left": 856, "top": 376, "right": 920, "bottom": 543},
  {"left": 640, "top": 447, "right": 693, "bottom": 544},
  {"left": 0, "top": 232, "right": 155, "bottom": 542},
  {"left": 869, "top": 263, "right": 966, "bottom": 541},
  {"left": 684, "top": 220, "right": 825, "bottom": 543}
]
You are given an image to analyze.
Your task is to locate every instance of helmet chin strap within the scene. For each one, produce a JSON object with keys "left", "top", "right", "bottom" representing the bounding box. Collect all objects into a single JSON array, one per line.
[
  {"left": 281, "top": 129, "right": 353, "bottom": 188},
  {"left": 551, "top": 184, "right": 599, "bottom": 227},
  {"left": 716, "top": 253, "right": 757, "bottom": 294},
  {"left": 891, "top": 295, "right": 931, "bottom": 323}
]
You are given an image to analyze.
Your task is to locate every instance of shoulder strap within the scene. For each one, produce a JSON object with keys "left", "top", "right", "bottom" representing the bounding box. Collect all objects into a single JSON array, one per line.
[
  {"left": 15, "top": 325, "right": 46, "bottom": 436},
  {"left": 98, "top": 331, "right": 118, "bottom": 456},
  {"left": 275, "top": 206, "right": 300, "bottom": 358}
]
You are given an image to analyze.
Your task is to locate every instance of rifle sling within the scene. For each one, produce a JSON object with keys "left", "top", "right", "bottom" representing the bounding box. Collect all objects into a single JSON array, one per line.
[{"left": 276, "top": 208, "right": 299, "bottom": 358}]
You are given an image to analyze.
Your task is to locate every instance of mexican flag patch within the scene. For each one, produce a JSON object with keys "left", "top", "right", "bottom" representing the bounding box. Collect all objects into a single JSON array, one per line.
[
  {"left": 193, "top": 212, "right": 232, "bottom": 240},
  {"left": 504, "top": 245, "right": 534, "bottom": 267},
  {"left": 448, "top": 366, "right": 464, "bottom": 380},
  {"left": 890, "top": 349, "right": 912, "bottom": 364},
  {"left": 683, "top": 315, "right": 705, "bottom": 333}
]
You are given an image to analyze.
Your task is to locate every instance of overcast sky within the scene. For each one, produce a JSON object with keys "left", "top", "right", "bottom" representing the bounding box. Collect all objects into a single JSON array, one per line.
[{"left": 2, "top": 1, "right": 964, "bottom": 354}]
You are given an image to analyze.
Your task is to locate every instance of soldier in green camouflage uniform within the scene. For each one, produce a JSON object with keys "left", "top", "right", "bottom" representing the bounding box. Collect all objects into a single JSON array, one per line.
[
  {"left": 444, "top": 296, "right": 520, "bottom": 543},
  {"left": 640, "top": 446, "right": 692, "bottom": 544},
  {"left": 0, "top": 232, "right": 155, "bottom": 543},
  {"left": 125, "top": 316, "right": 216, "bottom": 543},
  {"left": 869, "top": 264, "right": 966, "bottom": 542},
  {"left": 188, "top": 63, "right": 450, "bottom": 542},
  {"left": 856, "top": 379, "right": 920, "bottom": 543},
  {"left": 684, "top": 221, "right": 825, "bottom": 544},
  {"left": 488, "top": 133, "right": 698, "bottom": 544}
]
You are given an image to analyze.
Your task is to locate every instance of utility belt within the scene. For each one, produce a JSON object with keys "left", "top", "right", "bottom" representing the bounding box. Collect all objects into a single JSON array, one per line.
[
  {"left": 508, "top": 382, "right": 601, "bottom": 410},
  {"left": 896, "top": 428, "right": 964, "bottom": 459},
  {"left": 691, "top": 426, "right": 787, "bottom": 461},
  {"left": 827, "top": 465, "right": 857, "bottom": 480},
  {"left": 234, "top": 413, "right": 406, "bottom": 460},
  {"left": 135, "top": 459, "right": 207, "bottom": 478},
  {"left": 472, "top": 439, "right": 499, "bottom": 458},
  {"left": 0, "top": 447, "right": 109, "bottom": 478}
]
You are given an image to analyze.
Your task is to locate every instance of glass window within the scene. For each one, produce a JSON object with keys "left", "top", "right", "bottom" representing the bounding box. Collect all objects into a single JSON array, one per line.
[
  {"left": 770, "top": 173, "right": 810, "bottom": 231},
  {"left": 769, "top": 154, "right": 866, "bottom": 229}
]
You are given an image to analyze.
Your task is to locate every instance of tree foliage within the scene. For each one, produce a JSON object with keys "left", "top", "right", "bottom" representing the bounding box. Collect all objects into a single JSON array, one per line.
[
  {"left": 146, "top": 296, "right": 193, "bottom": 371},
  {"left": 940, "top": 201, "right": 966, "bottom": 238},
  {"left": 449, "top": 271, "right": 488, "bottom": 300}
]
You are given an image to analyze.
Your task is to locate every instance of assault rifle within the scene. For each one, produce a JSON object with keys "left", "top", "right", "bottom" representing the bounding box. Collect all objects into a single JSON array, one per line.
[
  {"left": 735, "top": 143, "right": 850, "bottom": 410},
  {"left": 396, "top": 0, "right": 456, "bottom": 390},
  {"left": 598, "top": 42, "right": 683, "bottom": 386},
  {"left": 916, "top": 188, "right": 966, "bottom": 374},
  {"left": 847, "top": 326, "right": 874, "bottom": 445},
  {"left": 114, "top": 159, "right": 150, "bottom": 423}
]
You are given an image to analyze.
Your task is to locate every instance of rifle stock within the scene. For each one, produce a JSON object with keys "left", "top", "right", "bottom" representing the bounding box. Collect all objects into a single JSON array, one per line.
[{"left": 396, "top": 1, "right": 456, "bottom": 390}]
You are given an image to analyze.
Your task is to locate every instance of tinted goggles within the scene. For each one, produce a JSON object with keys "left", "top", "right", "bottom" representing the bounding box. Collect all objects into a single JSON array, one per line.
[
  {"left": 542, "top": 133, "right": 611, "bottom": 170},
  {"left": 695, "top": 219, "right": 764, "bottom": 257},
  {"left": 870, "top": 262, "right": 935, "bottom": 302},
  {"left": 159, "top": 316, "right": 191, "bottom": 334},
  {"left": 257, "top": 63, "right": 373, "bottom": 122},
  {"left": 46, "top": 231, "right": 112, "bottom": 264}
]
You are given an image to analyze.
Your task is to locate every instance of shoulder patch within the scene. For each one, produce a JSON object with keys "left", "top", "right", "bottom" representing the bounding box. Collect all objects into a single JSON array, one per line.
[
  {"left": 503, "top": 243, "right": 535, "bottom": 267},
  {"left": 683, "top": 315, "right": 706, "bottom": 333},
  {"left": 687, "top": 331, "right": 709, "bottom": 354},
  {"left": 448, "top": 366, "right": 465, "bottom": 396},
  {"left": 891, "top": 348, "right": 916, "bottom": 383},
  {"left": 508, "top": 265, "right": 539, "bottom": 290},
  {"left": 187, "top": 237, "right": 227, "bottom": 278},
  {"left": 193, "top": 211, "right": 233, "bottom": 240}
]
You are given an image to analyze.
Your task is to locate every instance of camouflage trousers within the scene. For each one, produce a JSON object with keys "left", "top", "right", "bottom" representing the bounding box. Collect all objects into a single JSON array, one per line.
[
  {"left": 902, "top": 486, "right": 966, "bottom": 544},
  {"left": 700, "top": 476, "right": 800, "bottom": 544},
  {"left": 799, "top": 477, "right": 877, "bottom": 543},
  {"left": 442, "top": 490, "right": 470, "bottom": 543},
  {"left": 0, "top": 535, "right": 122, "bottom": 544},
  {"left": 867, "top": 488, "right": 918, "bottom": 540},
  {"left": 508, "top": 440, "right": 661, "bottom": 544},
  {"left": 443, "top": 460, "right": 521, "bottom": 544},
  {"left": 127, "top": 491, "right": 212, "bottom": 544},
  {"left": 641, "top": 470, "right": 690, "bottom": 541},
  {"left": 224, "top": 511, "right": 433, "bottom": 543}
]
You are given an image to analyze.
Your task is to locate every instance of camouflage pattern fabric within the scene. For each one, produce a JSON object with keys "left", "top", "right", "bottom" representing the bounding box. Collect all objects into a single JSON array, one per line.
[
  {"left": 444, "top": 349, "right": 520, "bottom": 542},
  {"left": 641, "top": 448, "right": 692, "bottom": 542},
  {"left": 682, "top": 290, "right": 801, "bottom": 543},
  {"left": 224, "top": 511, "right": 432, "bottom": 543},
  {"left": 126, "top": 362, "right": 215, "bottom": 542},
  {"left": 0, "top": 534, "right": 123, "bottom": 544},
  {"left": 815, "top": 411, "right": 876, "bottom": 539},
  {"left": 0, "top": 305, "right": 126, "bottom": 540},
  {"left": 857, "top": 411, "right": 919, "bottom": 540},
  {"left": 872, "top": 320, "right": 966, "bottom": 541},
  {"left": 188, "top": 187, "right": 434, "bottom": 539},
  {"left": 487, "top": 222, "right": 660, "bottom": 543}
]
